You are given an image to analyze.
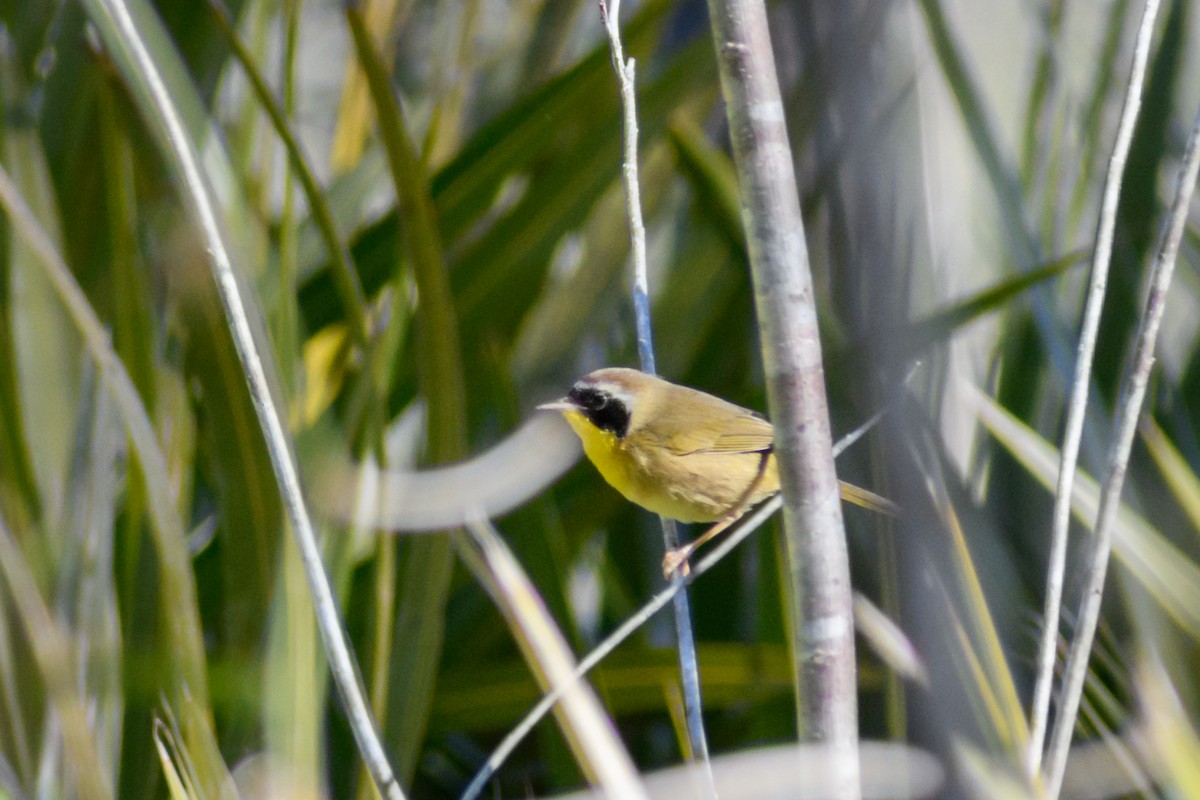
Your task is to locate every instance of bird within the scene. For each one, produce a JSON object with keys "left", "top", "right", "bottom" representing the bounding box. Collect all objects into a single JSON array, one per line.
[{"left": 539, "top": 367, "right": 894, "bottom": 572}]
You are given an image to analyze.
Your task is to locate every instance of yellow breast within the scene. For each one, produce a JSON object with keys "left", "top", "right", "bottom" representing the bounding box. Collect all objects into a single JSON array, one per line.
[{"left": 562, "top": 410, "right": 760, "bottom": 523}]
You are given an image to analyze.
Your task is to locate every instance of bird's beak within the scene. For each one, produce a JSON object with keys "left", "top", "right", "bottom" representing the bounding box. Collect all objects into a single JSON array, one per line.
[{"left": 537, "top": 399, "right": 576, "bottom": 413}]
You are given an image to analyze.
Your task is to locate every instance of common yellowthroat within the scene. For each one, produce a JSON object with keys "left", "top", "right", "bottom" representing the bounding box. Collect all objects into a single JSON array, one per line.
[{"left": 540, "top": 368, "right": 893, "bottom": 569}]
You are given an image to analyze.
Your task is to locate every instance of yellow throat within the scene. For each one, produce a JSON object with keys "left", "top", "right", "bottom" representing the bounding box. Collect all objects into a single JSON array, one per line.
[{"left": 561, "top": 409, "right": 716, "bottom": 523}]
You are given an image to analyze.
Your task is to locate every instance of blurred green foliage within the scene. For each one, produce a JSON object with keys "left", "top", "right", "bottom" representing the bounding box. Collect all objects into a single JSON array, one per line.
[{"left": 2, "top": 0, "right": 1200, "bottom": 798}]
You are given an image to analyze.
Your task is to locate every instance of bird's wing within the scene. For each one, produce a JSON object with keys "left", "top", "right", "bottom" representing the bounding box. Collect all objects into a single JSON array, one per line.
[{"left": 663, "top": 407, "right": 775, "bottom": 456}]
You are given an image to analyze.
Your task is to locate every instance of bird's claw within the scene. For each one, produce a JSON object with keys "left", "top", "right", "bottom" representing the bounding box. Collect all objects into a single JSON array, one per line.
[{"left": 662, "top": 549, "right": 692, "bottom": 580}]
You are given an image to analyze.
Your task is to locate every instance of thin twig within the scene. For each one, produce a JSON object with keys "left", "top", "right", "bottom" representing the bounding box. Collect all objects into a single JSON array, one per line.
[
  {"left": 599, "top": 0, "right": 653, "bottom": 372},
  {"left": 705, "top": 0, "right": 858, "bottom": 795},
  {"left": 79, "top": 2, "right": 404, "bottom": 797},
  {"left": 1028, "top": 0, "right": 1161, "bottom": 775},
  {"left": 461, "top": 493, "right": 784, "bottom": 800},
  {"left": 1043, "top": 92, "right": 1200, "bottom": 799},
  {"left": 461, "top": 421, "right": 874, "bottom": 799},
  {"left": 599, "top": 0, "right": 714, "bottom": 778},
  {"left": 465, "top": 519, "right": 647, "bottom": 799}
]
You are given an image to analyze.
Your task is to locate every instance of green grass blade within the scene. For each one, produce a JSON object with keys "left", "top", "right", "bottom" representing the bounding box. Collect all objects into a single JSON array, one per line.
[
  {"left": 972, "top": 383, "right": 1200, "bottom": 639},
  {"left": 0, "top": 515, "right": 113, "bottom": 800},
  {"left": 918, "top": 0, "right": 1037, "bottom": 268},
  {"left": 0, "top": 159, "right": 211, "bottom": 753},
  {"left": 1140, "top": 418, "right": 1200, "bottom": 536},
  {"left": 208, "top": 0, "right": 370, "bottom": 348},
  {"left": 62, "top": 374, "right": 124, "bottom": 780},
  {"left": 346, "top": 5, "right": 470, "bottom": 784}
]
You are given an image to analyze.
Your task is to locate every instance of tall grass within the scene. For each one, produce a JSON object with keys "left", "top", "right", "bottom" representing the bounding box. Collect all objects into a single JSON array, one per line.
[{"left": 1, "top": 1, "right": 1200, "bottom": 798}]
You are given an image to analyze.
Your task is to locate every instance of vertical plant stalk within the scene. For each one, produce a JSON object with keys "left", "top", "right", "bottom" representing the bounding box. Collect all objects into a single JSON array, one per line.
[
  {"left": 1028, "top": 0, "right": 1161, "bottom": 773},
  {"left": 598, "top": 0, "right": 713, "bottom": 774},
  {"left": 78, "top": 1, "right": 405, "bottom": 797},
  {"left": 599, "top": 0, "right": 653, "bottom": 371},
  {"left": 705, "top": 0, "right": 858, "bottom": 796},
  {"left": 1043, "top": 98, "right": 1200, "bottom": 799},
  {"left": 278, "top": 0, "right": 302, "bottom": 384}
]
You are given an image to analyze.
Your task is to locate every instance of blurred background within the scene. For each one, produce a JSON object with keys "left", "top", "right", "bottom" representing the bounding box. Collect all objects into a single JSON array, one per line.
[{"left": 2, "top": 0, "right": 1200, "bottom": 797}]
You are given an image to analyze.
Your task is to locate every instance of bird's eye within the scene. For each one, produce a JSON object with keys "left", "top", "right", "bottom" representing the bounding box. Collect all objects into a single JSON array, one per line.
[
  {"left": 569, "top": 386, "right": 629, "bottom": 437},
  {"left": 570, "top": 386, "right": 609, "bottom": 411}
]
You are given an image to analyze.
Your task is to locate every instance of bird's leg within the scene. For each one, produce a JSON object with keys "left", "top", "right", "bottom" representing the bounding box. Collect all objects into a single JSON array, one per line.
[{"left": 663, "top": 451, "right": 772, "bottom": 578}]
